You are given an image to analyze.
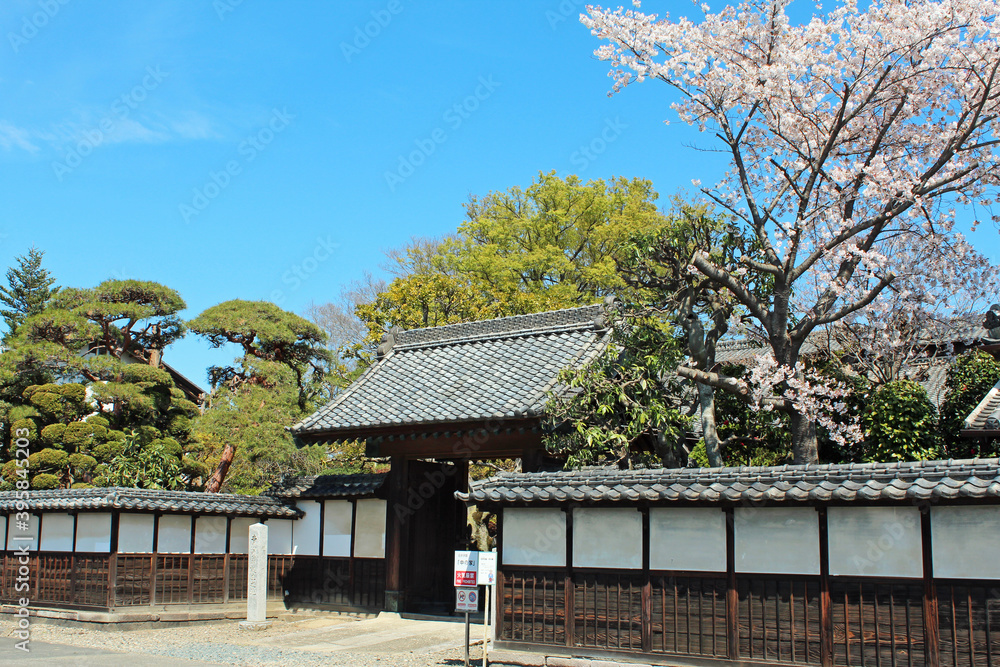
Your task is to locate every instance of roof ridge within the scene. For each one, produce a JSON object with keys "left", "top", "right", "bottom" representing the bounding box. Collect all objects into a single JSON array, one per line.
[
  {"left": 395, "top": 318, "right": 605, "bottom": 352},
  {"left": 392, "top": 304, "right": 605, "bottom": 350}
]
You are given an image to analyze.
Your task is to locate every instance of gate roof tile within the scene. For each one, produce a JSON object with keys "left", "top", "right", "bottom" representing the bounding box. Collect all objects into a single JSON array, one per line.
[{"left": 291, "top": 305, "right": 611, "bottom": 439}]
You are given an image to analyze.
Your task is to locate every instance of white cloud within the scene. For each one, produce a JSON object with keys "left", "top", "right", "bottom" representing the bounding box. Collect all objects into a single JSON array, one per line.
[{"left": 0, "top": 121, "right": 39, "bottom": 153}]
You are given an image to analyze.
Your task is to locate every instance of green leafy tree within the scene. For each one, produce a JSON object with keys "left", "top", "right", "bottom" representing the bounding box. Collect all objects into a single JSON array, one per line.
[
  {"left": 545, "top": 305, "right": 691, "bottom": 468},
  {"left": 0, "top": 247, "right": 58, "bottom": 341},
  {"left": 189, "top": 300, "right": 334, "bottom": 492},
  {"left": 862, "top": 379, "right": 940, "bottom": 462},
  {"left": 939, "top": 350, "right": 1000, "bottom": 458},
  {"left": 353, "top": 172, "right": 671, "bottom": 356},
  {"left": 101, "top": 430, "right": 183, "bottom": 490},
  {"left": 0, "top": 279, "right": 201, "bottom": 489}
]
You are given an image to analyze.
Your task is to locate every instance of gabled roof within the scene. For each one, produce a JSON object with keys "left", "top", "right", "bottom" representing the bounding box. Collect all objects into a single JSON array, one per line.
[
  {"left": 0, "top": 487, "right": 301, "bottom": 518},
  {"left": 266, "top": 473, "right": 387, "bottom": 499},
  {"left": 291, "top": 305, "right": 612, "bottom": 439},
  {"left": 963, "top": 379, "right": 1000, "bottom": 433},
  {"left": 459, "top": 458, "right": 1000, "bottom": 506}
]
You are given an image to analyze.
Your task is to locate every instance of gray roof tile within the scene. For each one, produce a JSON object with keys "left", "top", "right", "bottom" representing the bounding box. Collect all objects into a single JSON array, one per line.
[
  {"left": 292, "top": 305, "right": 611, "bottom": 436},
  {"left": 265, "top": 473, "right": 387, "bottom": 499},
  {"left": 964, "top": 379, "right": 1000, "bottom": 431},
  {"left": 0, "top": 487, "right": 301, "bottom": 518},
  {"left": 459, "top": 459, "right": 1000, "bottom": 506}
]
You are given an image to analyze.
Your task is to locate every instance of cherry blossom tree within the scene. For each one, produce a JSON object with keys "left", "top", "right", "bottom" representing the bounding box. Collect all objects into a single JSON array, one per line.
[{"left": 584, "top": 0, "right": 999, "bottom": 462}]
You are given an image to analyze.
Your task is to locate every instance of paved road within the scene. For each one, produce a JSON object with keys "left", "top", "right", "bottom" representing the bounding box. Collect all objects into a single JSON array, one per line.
[
  {"left": 0, "top": 612, "right": 476, "bottom": 666},
  {"left": 0, "top": 638, "right": 224, "bottom": 665}
]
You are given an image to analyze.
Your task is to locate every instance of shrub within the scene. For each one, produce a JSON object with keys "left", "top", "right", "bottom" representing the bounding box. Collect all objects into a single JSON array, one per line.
[
  {"left": 30, "top": 473, "right": 60, "bottom": 489},
  {"left": 863, "top": 379, "right": 939, "bottom": 462}
]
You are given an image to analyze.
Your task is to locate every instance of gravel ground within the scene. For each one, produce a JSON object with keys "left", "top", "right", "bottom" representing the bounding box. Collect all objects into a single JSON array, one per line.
[{"left": 0, "top": 614, "right": 486, "bottom": 666}]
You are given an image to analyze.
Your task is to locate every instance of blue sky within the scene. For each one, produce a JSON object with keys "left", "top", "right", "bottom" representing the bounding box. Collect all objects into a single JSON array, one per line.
[{"left": 1, "top": 0, "right": 998, "bottom": 389}]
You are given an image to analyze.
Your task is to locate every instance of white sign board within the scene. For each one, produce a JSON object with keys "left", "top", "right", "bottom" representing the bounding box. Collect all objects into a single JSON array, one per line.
[
  {"left": 456, "top": 586, "right": 479, "bottom": 612},
  {"left": 478, "top": 551, "right": 497, "bottom": 586},
  {"left": 454, "top": 550, "right": 478, "bottom": 586}
]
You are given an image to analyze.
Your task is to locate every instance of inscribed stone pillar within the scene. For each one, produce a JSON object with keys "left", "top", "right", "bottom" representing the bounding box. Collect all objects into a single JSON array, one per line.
[{"left": 240, "top": 522, "right": 270, "bottom": 629}]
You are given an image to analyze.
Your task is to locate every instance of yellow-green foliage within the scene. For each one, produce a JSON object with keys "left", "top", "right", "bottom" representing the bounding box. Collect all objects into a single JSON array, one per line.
[
  {"left": 68, "top": 453, "right": 98, "bottom": 473},
  {"left": 22, "top": 383, "right": 88, "bottom": 421},
  {"left": 30, "top": 473, "right": 60, "bottom": 489},
  {"left": 355, "top": 172, "right": 670, "bottom": 354},
  {"left": 29, "top": 448, "right": 69, "bottom": 471}
]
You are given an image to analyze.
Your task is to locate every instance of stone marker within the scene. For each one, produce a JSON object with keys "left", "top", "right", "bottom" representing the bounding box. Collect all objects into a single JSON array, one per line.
[{"left": 239, "top": 522, "right": 272, "bottom": 630}]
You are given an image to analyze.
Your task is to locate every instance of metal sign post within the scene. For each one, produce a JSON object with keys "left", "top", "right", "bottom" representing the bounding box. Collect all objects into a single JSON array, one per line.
[
  {"left": 478, "top": 550, "right": 497, "bottom": 667},
  {"left": 455, "top": 551, "right": 480, "bottom": 667}
]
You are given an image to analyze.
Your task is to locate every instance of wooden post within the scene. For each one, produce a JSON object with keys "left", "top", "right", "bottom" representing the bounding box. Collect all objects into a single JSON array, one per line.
[
  {"left": 384, "top": 455, "right": 409, "bottom": 612},
  {"left": 69, "top": 513, "right": 78, "bottom": 606},
  {"left": 350, "top": 499, "right": 358, "bottom": 603},
  {"left": 151, "top": 513, "right": 159, "bottom": 606},
  {"left": 33, "top": 513, "right": 43, "bottom": 603},
  {"left": 564, "top": 507, "right": 574, "bottom": 648},
  {"left": 223, "top": 516, "right": 232, "bottom": 604},
  {"left": 188, "top": 515, "right": 197, "bottom": 604},
  {"left": 818, "top": 507, "right": 833, "bottom": 667},
  {"left": 922, "top": 507, "right": 941, "bottom": 667},
  {"left": 641, "top": 507, "right": 652, "bottom": 653},
  {"left": 2, "top": 514, "right": 9, "bottom": 602},
  {"left": 318, "top": 501, "right": 326, "bottom": 558},
  {"left": 726, "top": 507, "right": 738, "bottom": 661},
  {"left": 495, "top": 509, "right": 503, "bottom": 644},
  {"left": 108, "top": 511, "right": 120, "bottom": 610}
]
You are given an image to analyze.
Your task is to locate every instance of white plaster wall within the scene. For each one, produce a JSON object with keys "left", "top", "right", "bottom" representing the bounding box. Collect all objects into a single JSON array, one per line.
[
  {"left": 735, "top": 507, "right": 820, "bottom": 575},
  {"left": 502, "top": 508, "right": 566, "bottom": 567},
  {"left": 828, "top": 506, "right": 922, "bottom": 578},
  {"left": 230, "top": 518, "right": 256, "bottom": 555},
  {"left": 75, "top": 513, "right": 111, "bottom": 553},
  {"left": 292, "top": 500, "right": 321, "bottom": 556},
  {"left": 354, "top": 499, "right": 386, "bottom": 558},
  {"left": 6, "top": 514, "right": 39, "bottom": 551},
  {"left": 932, "top": 506, "right": 1000, "bottom": 579},
  {"left": 267, "top": 519, "right": 294, "bottom": 555},
  {"left": 39, "top": 513, "right": 74, "bottom": 551},
  {"left": 157, "top": 514, "right": 192, "bottom": 553},
  {"left": 118, "top": 514, "right": 155, "bottom": 553},
  {"left": 573, "top": 508, "right": 642, "bottom": 569},
  {"left": 0, "top": 516, "right": 6, "bottom": 550},
  {"left": 323, "top": 500, "right": 352, "bottom": 557},
  {"left": 650, "top": 507, "right": 727, "bottom": 572},
  {"left": 194, "top": 516, "right": 228, "bottom": 554}
]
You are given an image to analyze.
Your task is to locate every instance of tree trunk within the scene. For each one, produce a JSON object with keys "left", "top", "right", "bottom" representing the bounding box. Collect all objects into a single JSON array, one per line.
[
  {"left": 790, "top": 411, "right": 818, "bottom": 465},
  {"left": 204, "top": 442, "right": 236, "bottom": 493},
  {"left": 653, "top": 431, "right": 682, "bottom": 468},
  {"left": 698, "top": 382, "right": 725, "bottom": 467}
]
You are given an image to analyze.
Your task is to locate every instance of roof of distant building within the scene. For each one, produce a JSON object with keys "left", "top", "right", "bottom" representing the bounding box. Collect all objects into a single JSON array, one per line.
[
  {"left": 266, "top": 473, "right": 387, "bottom": 499},
  {"left": 963, "top": 380, "right": 1000, "bottom": 433}
]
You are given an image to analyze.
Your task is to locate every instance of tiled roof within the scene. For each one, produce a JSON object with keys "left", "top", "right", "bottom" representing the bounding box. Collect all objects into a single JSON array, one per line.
[
  {"left": 964, "top": 380, "right": 1000, "bottom": 432},
  {"left": 0, "top": 487, "right": 302, "bottom": 518},
  {"left": 291, "top": 305, "right": 612, "bottom": 437},
  {"left": 714, "top": 332, "right": 837, "bottom": 365},
  {"left": 459, "top": 458, "right": 1000, "bottom": 505},
  {"left": 266, "top": 473, "right": 387, "bottom": 499}
]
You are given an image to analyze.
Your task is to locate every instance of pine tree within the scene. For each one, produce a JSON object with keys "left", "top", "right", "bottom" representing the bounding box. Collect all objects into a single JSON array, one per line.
[{"left": 0, "top": 248, "right": 57, "bottom": 341}]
